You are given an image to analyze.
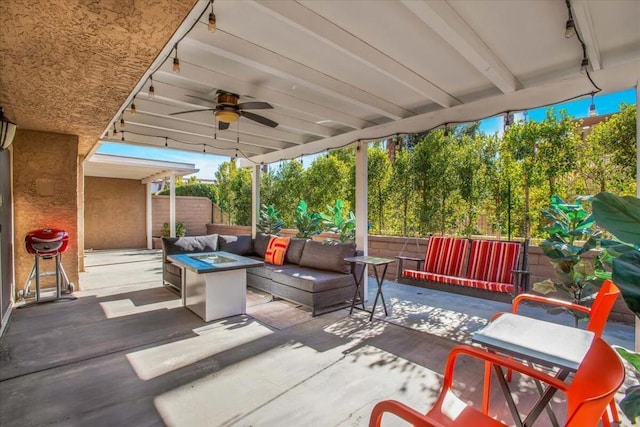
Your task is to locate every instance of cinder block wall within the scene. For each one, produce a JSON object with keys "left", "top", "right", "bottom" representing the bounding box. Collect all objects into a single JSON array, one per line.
[{"left": 152, "top": 196, "right": 215, "bottom": 237}]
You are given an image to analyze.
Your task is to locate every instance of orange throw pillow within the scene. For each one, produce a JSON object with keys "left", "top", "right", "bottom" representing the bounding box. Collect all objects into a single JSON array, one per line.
[{"left": 265, "top": 236, "right": 290, "bottom": 265}]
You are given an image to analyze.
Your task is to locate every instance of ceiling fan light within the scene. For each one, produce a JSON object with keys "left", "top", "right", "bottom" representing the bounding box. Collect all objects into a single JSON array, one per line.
[{"left": 216, "top": 110, "right": 239, "bottom": 123}]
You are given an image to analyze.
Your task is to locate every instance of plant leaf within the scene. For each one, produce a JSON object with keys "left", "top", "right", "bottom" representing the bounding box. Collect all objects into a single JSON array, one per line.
[
  {"left": 620, "top": 385, "right": 640, "bottom": 424},
  {"left": 532, "top": 279, "right": 556, "bottom": 294},
  {"left": 616, "top": 346, "right": 640, "bottom": 371},
  {"left": 592, "top": 192, "right": 640, "bottom": 245}
]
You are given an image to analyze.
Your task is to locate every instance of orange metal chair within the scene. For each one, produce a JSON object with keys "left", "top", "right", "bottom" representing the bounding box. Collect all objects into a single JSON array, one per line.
[{"left": 369, "top": 338, "right": 624, "bottom": 427}]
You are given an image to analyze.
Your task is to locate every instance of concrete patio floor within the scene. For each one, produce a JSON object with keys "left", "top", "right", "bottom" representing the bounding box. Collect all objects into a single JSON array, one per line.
[{"left": 0, "top": 249, "right": 635, "bottom": 426}]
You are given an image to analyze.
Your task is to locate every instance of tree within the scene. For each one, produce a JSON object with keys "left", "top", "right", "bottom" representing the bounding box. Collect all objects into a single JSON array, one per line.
[
  {"left": 303, "top": 155, "right": 351, "bottom": 216},
  {"left": 215, "top": 161, "right": 234, "bottom": 224},
  {"left": 158, "top": 182, "right": 217, "bottom": 203},
  {"left": 230, "top": 166, "right": 252, "bottom": 225},
  {"left": 586, "top": 103, "right": 637, "bottom": 193},
  {"left": 271, "top": 160, "right": 305, "bottom": 226},
  {"left": 367, "top": 144, "right": 391, "bottom": 234},
  {"left": 388, "top": 147, "right": 414, "bottom": 236}
]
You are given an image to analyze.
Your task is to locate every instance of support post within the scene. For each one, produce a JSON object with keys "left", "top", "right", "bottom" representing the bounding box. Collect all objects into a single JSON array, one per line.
[
  {"left": 169, "top": 174, "right": 176, "bottom": 237},
  {"left": 252, "top": 164, "right": 261, "bottom": 238},
  {"left": 355, "top": 140, "right": 368, "bottom": 298},
  {"left": 146, "top": 182, "right": 152, "bottom": 249}
]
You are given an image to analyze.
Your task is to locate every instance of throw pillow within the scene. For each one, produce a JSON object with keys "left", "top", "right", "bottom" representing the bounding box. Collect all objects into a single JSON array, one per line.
[
  {"left": 298, "top": 240, "right": 356, "bottom": 274},
  {"left": 253, "top": 232, "right": 271, "bottom": 258},
  {"left": 218, "top": 235, "right": 254, "bottom": 255},
  {"left": 284, "top": 237, "right": 308, "bottom": 265},
  {"left": 162, "top": 234, "right": 218, "bottom": 255},
  {"left": 265, "top": 236, "right": 291, "bottom": 265}
]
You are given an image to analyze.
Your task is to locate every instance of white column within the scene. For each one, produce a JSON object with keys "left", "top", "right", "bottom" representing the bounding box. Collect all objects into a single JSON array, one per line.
[
  {"left": 146, "top": 182, "right": 152, "bottom": 249},
  {"left": 635, "top": 84, "right": 639, "bottom": 351},
  {"left": 355, "top": 141, "right": 369, "bottom": 297},
  {"left": 169, "top": 174, "right": 176, "bottom": 237},
  {"left": 251, "top": 164, "right": 261, "bottom": 238}
]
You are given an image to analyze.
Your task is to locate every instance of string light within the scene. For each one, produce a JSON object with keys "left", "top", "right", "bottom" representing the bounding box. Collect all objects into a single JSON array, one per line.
[
  {"left": 172, "top": 44, "right": 180, "bottom": 73},
  {"left": 580, "top": 58, "right": 589, "bottom": 74},
  {"left": 164, "top": 137, "right": 168, "bottom": 148},
  {"left": 121, "top": 131, "right": 125, "bottom": 141},
  {"left": 148, "top": 75, "right": 155, "bottom": 100},
  {"left": 119, "top": 113, "right": 125, "bottom": 130},
  {"left": 203, "top": 144, "right": 206, "bottom": 153},
  {"left": 443, "top": 124, "right": 449, "bottom": 137},
  {"left": 564, "top": 0, "right": 575, "bottom": 38},
  {"left": 208, "top": 0, "right": 217, "bottom": 33},
  {"left": 589, "top": 92, "right": 597, "bottom": 117},
  {"left": 503, "top": 112, "right": 512, "bottom": 132},
  {"left": 112, "top": 121, "right": 118, "bottom": 135},
  {"left": 130, "top": 95, "right": 136, "bottom": 115}
]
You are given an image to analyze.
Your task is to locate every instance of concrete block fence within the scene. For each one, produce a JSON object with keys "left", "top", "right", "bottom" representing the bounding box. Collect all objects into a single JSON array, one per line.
[{"left": 206, "top": 224, "right": 634, "bottom": 324}]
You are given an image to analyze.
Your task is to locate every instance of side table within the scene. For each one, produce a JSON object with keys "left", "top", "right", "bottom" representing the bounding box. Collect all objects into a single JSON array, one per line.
[{"left": 344, "top": 256, "right": 395, "bottom": 321}]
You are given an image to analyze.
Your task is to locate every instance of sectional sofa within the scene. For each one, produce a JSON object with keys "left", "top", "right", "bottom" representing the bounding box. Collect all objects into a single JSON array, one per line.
[{"left": 161, "top": 233, "right": 359, "bottom": 316}]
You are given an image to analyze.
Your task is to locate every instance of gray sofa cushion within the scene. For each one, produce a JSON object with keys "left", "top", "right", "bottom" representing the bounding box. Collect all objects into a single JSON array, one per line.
[
  {"left": 253, "top": 233, "right": 271, "bottom": 258},
  {"left": 271, "top": 266, "right": 355, "bottom": 293},
  {"left": 219, "top": 234, "right": 254, "bottom": 255},
  {"left": 298, "top": 240, "right": 356, "bottom": 274},
  {"left": 162, "top": 234, "right": 218, "bottom": 255},
  {"left": 285, "top": 238, "right": 308, "bottom": 265}
]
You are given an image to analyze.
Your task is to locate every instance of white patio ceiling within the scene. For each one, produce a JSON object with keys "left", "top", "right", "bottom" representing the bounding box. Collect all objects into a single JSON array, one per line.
[
  {"left": 101, "top": 0, "right": 640, "bottom": 166},
  {"left": 84, "top": 153, "right": 198, "bottom": 183}
]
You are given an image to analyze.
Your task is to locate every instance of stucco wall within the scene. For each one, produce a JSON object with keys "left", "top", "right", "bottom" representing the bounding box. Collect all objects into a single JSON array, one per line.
[
  {"left": 12, "top": 130, "right": 79, "bottom": 294},
  {"left": 85, "top": 177, "right": 146, "bottom": 250}
]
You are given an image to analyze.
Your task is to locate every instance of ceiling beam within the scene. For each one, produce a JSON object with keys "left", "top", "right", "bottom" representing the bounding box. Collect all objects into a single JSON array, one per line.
[
  {"left": 256, "top": 0, "right": 459, "bottom": 108},
  {"left": 571, "top": 0, "right": 602, "bottom": 71},
  {"left": 186, "top": 27, "right": 410, "bottom": 121},
  {"left": 402, "top": 0, "right": 521, "bottom": 94}
]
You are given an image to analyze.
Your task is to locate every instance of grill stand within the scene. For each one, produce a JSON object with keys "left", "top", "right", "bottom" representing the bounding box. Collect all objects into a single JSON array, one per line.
[{"left": 18, "top": 252, "right": 76, "bottom": 307}]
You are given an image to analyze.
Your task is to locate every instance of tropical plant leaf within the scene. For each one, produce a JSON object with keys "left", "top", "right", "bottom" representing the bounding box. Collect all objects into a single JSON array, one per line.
[
  {"left": 592, "top": 192, "right": 640, "bottom": 245},
  {"left": 613, "top": 251, "right": 640, "bottom": 317},
  {"left": 616, "top": 346, "right": 640, "bottom": 371},
  {"left": 620, "top": 385, "right": 640, "bottom": 425},
  {"left": 532, "top": 279, "right": 556, "bottom": 294}
]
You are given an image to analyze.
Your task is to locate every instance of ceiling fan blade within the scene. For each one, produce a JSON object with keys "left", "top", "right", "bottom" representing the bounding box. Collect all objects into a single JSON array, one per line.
[
  {"left": 237, "top": 101, "right": 272, "bottom": 110},
  {"left": 241, "top": 111, "right": 278, "bottom": 128},
  {"left": 218, "top": 121, "right": 230, "bottom": 130},
  {"left": 187, "top": 94, "right": 217, "bottom": 105},
  {"left": 170, "top": 108, "right": 216, "bottom": 116}
]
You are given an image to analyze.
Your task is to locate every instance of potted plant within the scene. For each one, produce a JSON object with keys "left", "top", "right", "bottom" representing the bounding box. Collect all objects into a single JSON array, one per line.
[
  {"left": 320, "top": 199, "right": 356, "bottom": 243},
  {"left": 531, "top": 195, "right": 603, "bottom": 326},
  {"left": 162, "top": 221, "right": 186, "bottom": 237},
  {"left": 294, "top": 200, "right": 323, "bottom": 238},
  {"left": 591, "top": 191, "right": 640, "bottom": 423},
  {"left": 257, "top": 204, "right": 284, "bottom": 235}
]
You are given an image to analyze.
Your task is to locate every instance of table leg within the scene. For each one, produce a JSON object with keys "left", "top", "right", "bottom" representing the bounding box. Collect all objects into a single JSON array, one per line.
[
  {"left": 369, "top": 263, "right": 389, "bottom": 321},
  {"left": 349, "top": 261, "right": 366, "bottom": 315}
]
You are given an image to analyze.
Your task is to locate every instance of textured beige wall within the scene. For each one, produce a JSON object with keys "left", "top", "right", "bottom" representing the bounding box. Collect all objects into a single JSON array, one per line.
[
  {"left": 85, "top": 177, "right": 146, "bottom": 250},
  {"left": 12, "top": 130, "right": 79, "bottom": 293},
  {"left": 0, "top": 0, "right": 198, "bottom": 157}
]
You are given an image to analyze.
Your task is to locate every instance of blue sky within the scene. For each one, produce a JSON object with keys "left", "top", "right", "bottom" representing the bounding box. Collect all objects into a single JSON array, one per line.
[{"left": 99, "top": 88, "right": 636, "bottom": 180}]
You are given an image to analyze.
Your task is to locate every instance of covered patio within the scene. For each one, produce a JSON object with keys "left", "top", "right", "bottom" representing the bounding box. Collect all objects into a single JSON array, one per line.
[
  {"left": 0, "top": 249, "right": 634, "bottom": 425},
  {"left": 1, "top": 1, "right": 639, "bottom": 425}
]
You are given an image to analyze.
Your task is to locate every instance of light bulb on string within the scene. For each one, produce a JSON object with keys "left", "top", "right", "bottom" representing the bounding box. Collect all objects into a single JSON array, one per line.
[
  {"left": 172, "top": 44, "right": 180, "bottom": 73},
  {"left": 589, "top": 92, "right": 597, "bottom": 117},
  {"left": 131, "top": 96, "right": 136, "bottom": 115},
  {"left": 148, "top": 75, "right": 155, "bottom": 100},
  {"left": 580, "top": 58, "right": 589, "bottom": 74},
  {"left": 164, "top": 137, "right": 168, "bottom": 148},
  {"left": 119, "top": 114, "right": 125, "bottom": 130},
  {"left": 121, "top": 131, "right": 125, "bottom": 142},
  {"left": 208, "top": 0, "right": 217, "bottom": 32}
]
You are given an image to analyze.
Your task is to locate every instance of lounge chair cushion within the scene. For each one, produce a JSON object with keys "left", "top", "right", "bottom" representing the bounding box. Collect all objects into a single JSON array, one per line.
[
  {"left": 402, "top": 270, "right": 516, "bottom": 294},
  {"left": 423, "top": 236, "right": 468, "bottom": 276},
  {"left": 466, "top": 240, "right": 520, "bottom": 284}
]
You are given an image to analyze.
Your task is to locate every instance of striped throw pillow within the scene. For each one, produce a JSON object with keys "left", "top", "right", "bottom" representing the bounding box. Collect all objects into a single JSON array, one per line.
[{"left": 264, "top": 236, "right": 291, "bottom": 265}]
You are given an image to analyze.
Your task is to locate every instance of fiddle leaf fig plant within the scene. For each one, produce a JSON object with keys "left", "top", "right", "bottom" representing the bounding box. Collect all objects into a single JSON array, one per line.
[
  {"left": 294, "top": 200, "right": 323, "bottom": 238},
  {"left": 591, "top": 191, "right": 640, "bottom": 424},
  {"left": 321, "top": 199, "right": 356, "bottom": 243},
  {"left": 257, "top": 204, "right": 284, "bottom": 235},
  {"left": 532, "top": 195, "right": 602, "bottom": 325}
]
